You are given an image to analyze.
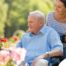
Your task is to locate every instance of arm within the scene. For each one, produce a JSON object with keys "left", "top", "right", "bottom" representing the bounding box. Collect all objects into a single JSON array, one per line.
[
  {"left": 32, "top": 29, "right": 63, "bottom": 66},
  {"left": 47, "top": 29, "right": 63, "bottom": 57},
  {"left": 33, "top": 29, "right": 63, "bottom": 60}
]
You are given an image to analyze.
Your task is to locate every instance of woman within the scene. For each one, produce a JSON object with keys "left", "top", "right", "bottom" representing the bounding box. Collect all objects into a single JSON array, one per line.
[{"left": 47, "top": 0, "right": 66, "bottom": 58}]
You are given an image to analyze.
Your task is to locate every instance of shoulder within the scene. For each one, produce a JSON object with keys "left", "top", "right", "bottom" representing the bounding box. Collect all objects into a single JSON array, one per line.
[
  {"left": 46, "top": 26, "right": 60, "bottom": 41},
  {"left": 46, "top": 11, "right": 54, "bottom": 21},
  {"left": 47, "top": 11, "right": 54, "bottom": 17},
  {"left": 46, "top": 26, "right": 59, "bottom": 34},
  {"left": 43, "top": 25, "right": 55, "bottom": 33},
  {"left": 22, "top": 32, "right": 30, "bottom": 38},
  {"left": 46, "top": 12, "right": 55, "bottom": 25},
  {"left": 19, "top": 32, "right": 30, "bottom": 41},
  {"left": 45, "top": 25, "right": 54, "bottom": 31}
]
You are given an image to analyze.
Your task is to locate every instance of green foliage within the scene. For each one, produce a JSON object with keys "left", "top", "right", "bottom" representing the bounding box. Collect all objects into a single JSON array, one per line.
[
  {"left": 6, "top": 59, "right": 14, "bottom": 66},
  {"left": 4, "top": 0, "right": 30, "bottom": 38},
  {"left": 0, "top": 0, "right": 8, "bottom": 36},
  {"left": 0, "top": 42, "right": 2, "bottom": 49},
  {"left": 0, "top": 0, "right": 54, "bottom": 38},
  {"left": 29, "top": 0, "right": 54, "bottom": 14}
]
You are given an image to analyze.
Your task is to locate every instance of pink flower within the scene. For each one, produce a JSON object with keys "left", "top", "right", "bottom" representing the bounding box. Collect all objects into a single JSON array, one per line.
[
  {"left": 4, "top": 54, "right": 11, "bottom": 62},
  {"left": 11, "top": 51, "right": 20, "bottom": 61},
  {"left": 0, "top": 50, "right": 11, "bottom": 63},
  {"left": 0, "top": 54, "right": 4, "bottom": 62}
]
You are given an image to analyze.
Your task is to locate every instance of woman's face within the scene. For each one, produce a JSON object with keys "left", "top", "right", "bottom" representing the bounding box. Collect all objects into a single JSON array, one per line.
[{"left": 54, "top": 0, "right": 66, "bottom": 15}]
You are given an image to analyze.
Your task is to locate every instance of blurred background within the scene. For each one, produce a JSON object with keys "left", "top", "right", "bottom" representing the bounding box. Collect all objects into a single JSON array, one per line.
[{"left": 0, "top": 0, "right": 54, "bottom": 38}]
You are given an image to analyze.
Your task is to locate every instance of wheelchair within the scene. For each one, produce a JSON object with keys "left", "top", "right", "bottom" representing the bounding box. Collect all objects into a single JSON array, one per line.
[{"left": 51, "top": 35, "right": 66, "bottom": 66}]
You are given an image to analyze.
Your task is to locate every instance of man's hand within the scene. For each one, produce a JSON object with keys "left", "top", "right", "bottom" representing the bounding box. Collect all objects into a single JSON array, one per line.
[
  {"left": 32, "top": 53, "right": 49, "bottom": 66},
  {"left": 25, "top": 63, "right": 29, "bottom": 66},
  {"left": 32, "top": 55, "right": 43, "bottom": 66}
]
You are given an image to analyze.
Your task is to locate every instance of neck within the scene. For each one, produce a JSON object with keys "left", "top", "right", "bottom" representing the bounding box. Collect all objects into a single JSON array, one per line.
[{"left": 32, "top": 26, "right": 43, "bottom": 35}]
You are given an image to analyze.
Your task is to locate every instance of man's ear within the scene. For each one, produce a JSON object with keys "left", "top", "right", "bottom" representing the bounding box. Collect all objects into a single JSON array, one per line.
[
  {"left": 39, "top": 21, "right": 44, "bottom": 27},
  {"left": 40, "top": 22, "right": 43, "bottom": 26}
]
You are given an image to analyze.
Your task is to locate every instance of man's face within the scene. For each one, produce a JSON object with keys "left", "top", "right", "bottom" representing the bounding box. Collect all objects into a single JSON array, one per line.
[{"left": 28, "top": 16, "right": 43, "bottom": 34}]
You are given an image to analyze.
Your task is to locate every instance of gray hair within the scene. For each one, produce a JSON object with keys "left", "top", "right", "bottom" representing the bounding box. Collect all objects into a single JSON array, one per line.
[{"left": 28, "top": 10, "right": 46, "bottom": 23}]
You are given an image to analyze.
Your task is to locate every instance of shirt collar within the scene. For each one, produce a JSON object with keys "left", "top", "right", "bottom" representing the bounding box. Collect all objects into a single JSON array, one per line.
[
  {"left": 40, "top": 24, "right": 47, "bottom": 34},
  {"left": 29, "top": 24, "right": 47, "bottom": 36}
]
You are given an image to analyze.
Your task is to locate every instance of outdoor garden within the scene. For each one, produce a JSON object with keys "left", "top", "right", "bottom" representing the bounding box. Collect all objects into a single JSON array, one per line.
[{"left": 0, "top": 0, "right": 54, "bottom": 66}]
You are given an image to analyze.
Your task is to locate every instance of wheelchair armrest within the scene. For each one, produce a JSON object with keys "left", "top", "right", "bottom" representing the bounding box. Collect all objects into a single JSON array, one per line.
[
  {"left": 51, "top": 56, "right": 64, "bottom": 61},
  {"left": 50, "top": 56, "right": 64, "bottom": 66}
]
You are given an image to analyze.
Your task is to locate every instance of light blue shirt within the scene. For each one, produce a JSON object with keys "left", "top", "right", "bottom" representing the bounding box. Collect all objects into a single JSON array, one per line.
[{"left": 16, "top": 25, "right": 63, "bottom": 66}]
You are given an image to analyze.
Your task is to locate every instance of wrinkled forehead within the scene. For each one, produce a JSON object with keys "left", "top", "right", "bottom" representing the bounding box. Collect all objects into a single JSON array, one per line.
[
  {"left": 28, "top": 15, "right": 45, "bottom": 23},
  {"left": 28, "top": 15, "right": 38, "bottom": 21},
  {"left": 27, "top": 16, "right": 39, "bottom": 24}
]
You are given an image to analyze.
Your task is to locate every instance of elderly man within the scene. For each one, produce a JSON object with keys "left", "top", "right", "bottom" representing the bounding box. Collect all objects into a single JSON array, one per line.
[{"left": 16, "top": 11, "right": 63, "bottom": 66}]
